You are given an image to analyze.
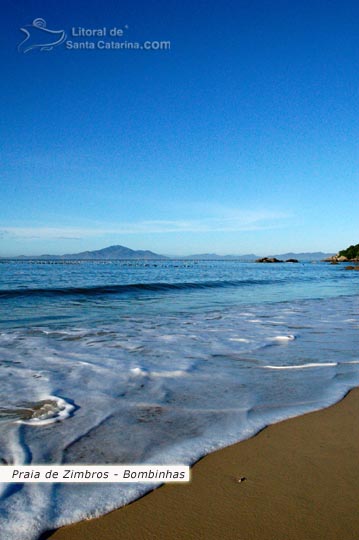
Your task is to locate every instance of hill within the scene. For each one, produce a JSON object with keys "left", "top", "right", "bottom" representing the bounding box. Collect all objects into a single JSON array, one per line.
[
  {"left": 181, "top": 253, "right": 258, "bottom": 261},
  {"left": 269, "top": 252, "right": 334, "bottom": 261},
  {"left": 1, "top": 247, "right": 335, "bottom": 261},
  {"left": 182, "top": 252, "right": 332, "bottom": 261},
  {"left": 338, "top": 244, "right": 359, "bottom": 260},
  {"left": 9, "top": 245, "right": 167, "bottom": 260}
]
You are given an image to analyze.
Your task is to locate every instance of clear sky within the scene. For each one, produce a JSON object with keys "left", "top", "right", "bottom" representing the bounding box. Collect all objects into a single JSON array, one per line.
[{"left": 1, "top": 0, "right": 358, "bottom": 256}]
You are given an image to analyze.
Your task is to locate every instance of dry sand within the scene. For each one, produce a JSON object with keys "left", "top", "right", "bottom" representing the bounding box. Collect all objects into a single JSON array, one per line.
[{"left": 49, "top": 388, "right": 359, "bottom": 540}]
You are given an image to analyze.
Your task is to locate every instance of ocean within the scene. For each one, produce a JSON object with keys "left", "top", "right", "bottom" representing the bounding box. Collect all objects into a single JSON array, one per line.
[{"left": 0, "top": 260, "right": 358, "bottom": 539}]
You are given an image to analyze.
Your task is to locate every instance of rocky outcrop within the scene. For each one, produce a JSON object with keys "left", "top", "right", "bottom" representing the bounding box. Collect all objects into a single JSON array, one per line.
[
  {"left": 256, "top": 257, "right": 300, "bottom": 263},
  {"left": 324, "top": 254, "right": 359, "bottom": 263},
  {"left": 325, "top": 244, "right": 359, "bottom": 263},
  {"left": 256, "top": 257, "right": 283, "bottom": 263}
]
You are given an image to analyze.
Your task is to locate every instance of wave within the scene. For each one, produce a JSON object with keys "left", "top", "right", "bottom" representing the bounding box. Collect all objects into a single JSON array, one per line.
[
  {"left": 0, "top": 278, "right": 284, "bottom": 299},
  {"left": 262, "top": 362, "right": 338, "bottom": 370}
]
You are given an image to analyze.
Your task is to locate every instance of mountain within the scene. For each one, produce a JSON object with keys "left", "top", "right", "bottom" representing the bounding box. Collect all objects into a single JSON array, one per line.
[
  {"left": 181, "top": 252, "right": 333, "bottom": 261},
  {"left": 61, "top": 245, "right": 167, "bottom": 260},
  {"left": 268, "top": 252, "right": 334, "bottom": 261},
  {"left": 181, "top": 253, "right": 258, "bottom": 261},
  {"left": 1, "top": 247, "right": 334, "bottom": 261},
  {"left": 9, "top": 245, "right": 167, "bottom": 260}
]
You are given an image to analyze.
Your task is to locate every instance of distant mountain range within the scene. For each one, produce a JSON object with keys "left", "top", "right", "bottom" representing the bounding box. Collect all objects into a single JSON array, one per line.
[
  {"left": 11, "top": 245, "right": 167, "bottom": 260},
  {"left": 181, "top": 253, "right": 258, "bottom": 261},
  {"left": 1, "top": 245, "right": 334, "bottom": 261},
  {"left": 183, "top": 252, "right": 333, "bottom": 261},
  {"left": 269, "top": 252, "right": 334, "bottom": 261}
]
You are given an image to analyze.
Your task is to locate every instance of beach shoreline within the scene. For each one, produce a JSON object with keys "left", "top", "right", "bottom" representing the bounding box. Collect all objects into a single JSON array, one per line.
[{"left": 48, "top": 387, "right": 359, "bottom": 540}]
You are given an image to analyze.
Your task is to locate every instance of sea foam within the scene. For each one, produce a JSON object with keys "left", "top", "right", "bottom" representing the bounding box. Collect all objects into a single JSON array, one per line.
[{"left": 0, "top": 261, "right": 358, "bottom": 540}]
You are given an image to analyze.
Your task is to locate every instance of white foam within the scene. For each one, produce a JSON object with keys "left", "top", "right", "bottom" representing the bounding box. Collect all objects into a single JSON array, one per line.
[
  {"left": 270, "top": 334, "right": 296, "bottom": 341},
  {"left": 0, "top": 294, "right": 358, "bottom": 540},
  {"left": 17, "top": 396, "right": 75, "bottom": 426},
  {"left": 130, "top": 367, "right": 148, "bottom": 376},
  {"left": 263, "top": 362, "right": 338, "bottom": 370},
  {"left": 151, "top": 370, "right": 187, "bottom": 378}
]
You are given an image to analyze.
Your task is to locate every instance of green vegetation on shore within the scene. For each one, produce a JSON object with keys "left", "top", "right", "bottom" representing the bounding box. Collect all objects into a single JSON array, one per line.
[{"left": 338, "top": 244, "right": 359, "bottom": 259}]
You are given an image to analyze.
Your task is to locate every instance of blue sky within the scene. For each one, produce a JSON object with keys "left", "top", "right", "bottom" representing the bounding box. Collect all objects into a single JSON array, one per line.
[{"left": 1, "top": 0, "right": 358, "bottom": 256}]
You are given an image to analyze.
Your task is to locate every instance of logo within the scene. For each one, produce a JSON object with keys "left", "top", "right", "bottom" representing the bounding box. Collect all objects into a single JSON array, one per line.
[
  {"left": 18, "top": 18, "right": 67, "bottom": 53},
  {"left": 17, "top": 19, "right": 171, "bottom": 54}
]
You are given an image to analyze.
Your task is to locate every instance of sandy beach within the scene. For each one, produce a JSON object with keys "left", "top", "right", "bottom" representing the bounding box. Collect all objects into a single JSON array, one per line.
[{"left": 48, "top": 387, "right": 359, "bottom": 540}]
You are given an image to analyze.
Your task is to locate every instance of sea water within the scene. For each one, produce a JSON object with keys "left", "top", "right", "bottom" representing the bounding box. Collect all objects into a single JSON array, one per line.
[{"left": 0, "top": 260, "right": 358, "bottom": 539}]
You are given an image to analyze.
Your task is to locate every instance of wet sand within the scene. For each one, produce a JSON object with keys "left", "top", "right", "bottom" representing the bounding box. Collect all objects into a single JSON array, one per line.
[{"left": 49, "top": 388, "right": 359, "bottom": 540}]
